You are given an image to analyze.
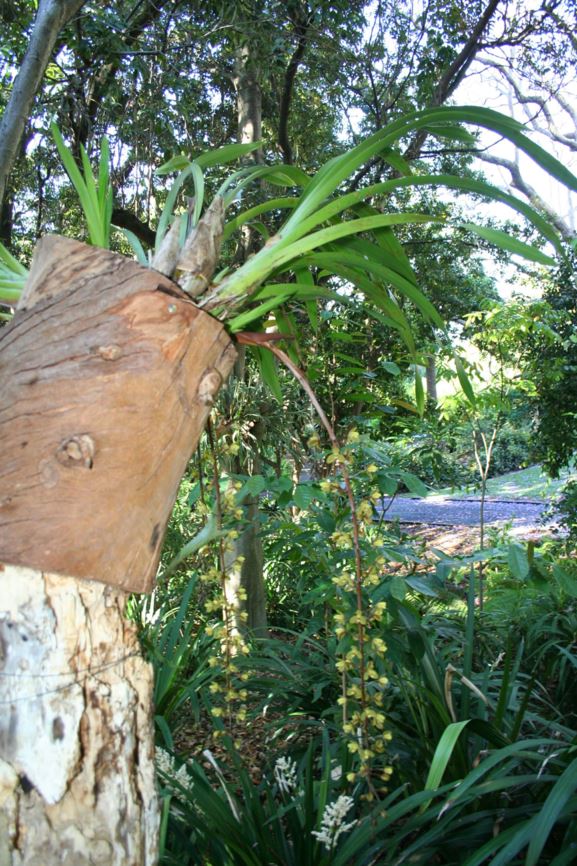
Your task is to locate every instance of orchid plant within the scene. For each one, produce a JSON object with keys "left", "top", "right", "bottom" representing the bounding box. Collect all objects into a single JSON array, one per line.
[{"left": 2, "top": 105, "right": 576, "bottom": 400}]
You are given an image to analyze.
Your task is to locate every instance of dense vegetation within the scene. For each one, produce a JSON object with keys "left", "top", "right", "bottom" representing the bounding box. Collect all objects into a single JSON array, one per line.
[{"left": 3, "top": 1, "right": 577, "bottom": 863}]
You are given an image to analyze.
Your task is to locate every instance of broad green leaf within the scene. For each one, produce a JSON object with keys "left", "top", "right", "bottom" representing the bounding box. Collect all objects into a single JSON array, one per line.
[
  {"left": 381, "top": 147, "right": 413, "bottom": 176},
  {"left": 195, "top": 141, "right": 263, "bottom": 169},
  {"left": 253, "top": 281, "right": 336, "bottom": 300},
  {"left": 507, "top": 543, "right": 530, "bottom": 579},
  {"left": 449, "top": 738, "right": 559, "bottom": 807},
  {"left": 0, "top": 285, "right": 23, "bottom": 301},
  {"left": 276, "top": 103, "right": 577, "bottom": 252},
  {"left": 425, "top": 124, "right": 476, "bottom": 144},
  {"left": 155, "top": 154, "right": 192, "bottom": 175},
  {"left": 294, "top": 484, "right": 316, "bottom": 510},
  {"left": 382, "top": 361, "right": 401, "bottom": 375},
  {"left": 288, "top": 171, "right": 563, "bottom": 257},
  {"left": 155, "top": 164, "right": 194, "bottom": 253},
  {"left": 393, "top": 398, "right": 420, "bottom": 414},
  {"left": 273, "top": 306, "right": 300, "bottom": 364},
  {"left": 223, "top": 198, "right": 299, "bottom": 240},
  {"left": 390, "top": 575, "right": 407, "bottom": 601},
  {"left": 401, "top": 471, "right": 428, "bottom": 497},
  {"left": 455, "top": 356, "right": 477, "bottom": 407},
  {"left": 305, "top": 299, "right": 319, "bottom": 331},
  {"left": 254, "top": 346, "right": 282, "bottom": 401},
  {"left": 302, "top": 249, "right": 443, "bottom": 328},
  {"left": 405, "top": 574, "right": 444, "bottom": 597},
  {"left": 237, "top": 475, "right": 266, "bottom": 501},
  {"left": 156, "top": 143, "right": 264, "bottom": 176},
  {"left": 378, "top": 474, "right": 398, "bottom": 496},
  {"left": 220, "top": 164, "right": 309, "bottom": 206},
  {"left": 553, "top": 564, "right": 577, "bottom": 597},
  {"left": 462, "top": 822, "right": 532, "bottom": 866},
  {"left": 422, "top": 720, "right": 471, "bottom": 808},
  {"left": 227, "top": 293, "right": 292, "bottom": 331},
  {"left": 334, "top": 351, "right": 363, "bottom": 365},
  {"left": 52, "top": 122, "right": 110, "bottom": 247},
  {"left": 295, "top": 266, "right": 319, "bottom": 331},
  {"left": 189, "top": 161, "right": 205, "bottom": 226},
  {"left": 161, "top": 518, "right": 220, "bottom": 578}
]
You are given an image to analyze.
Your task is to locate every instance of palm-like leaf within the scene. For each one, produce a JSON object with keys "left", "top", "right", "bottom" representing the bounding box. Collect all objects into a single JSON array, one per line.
[{"left": 202, "top": 105, "right": 577, "bottom": 323}]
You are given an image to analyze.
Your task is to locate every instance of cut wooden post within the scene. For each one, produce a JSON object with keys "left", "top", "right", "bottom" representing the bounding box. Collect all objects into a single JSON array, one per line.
[
  {"left": 0, "top": 235, "right": 236, "bottom": 591},
  {"left": 0, "top": 237, "right": 236, "bottom": 864}
]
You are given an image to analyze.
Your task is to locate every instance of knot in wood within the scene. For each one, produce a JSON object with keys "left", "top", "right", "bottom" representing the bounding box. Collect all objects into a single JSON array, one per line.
[
  {"left": 198, "top": 368, "right": 223, "bottom": 406},
  {"left": 55, "top": 434, "right": 95, "bottom": 469},
  {"left": 97, "top": 344, "right": 122, "bottom": 361}
]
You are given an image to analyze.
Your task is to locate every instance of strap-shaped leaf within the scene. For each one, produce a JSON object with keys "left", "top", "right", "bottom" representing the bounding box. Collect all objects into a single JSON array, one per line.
[{"left": 460, "top": 222, "right": 556, "bottom": 265}]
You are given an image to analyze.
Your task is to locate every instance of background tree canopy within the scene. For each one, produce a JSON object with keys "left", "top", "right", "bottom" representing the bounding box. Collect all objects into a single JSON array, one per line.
[{"left": 3, "top": 4, "right": 577, "bottom": 865}]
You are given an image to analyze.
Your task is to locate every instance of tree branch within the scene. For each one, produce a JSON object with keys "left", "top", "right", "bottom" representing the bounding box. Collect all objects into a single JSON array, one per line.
[
  {"left": 112, "top": 207, "right": 155, "bottom": 246},
  {"left": 479, "top": 152, "right": 575, "bottom": 241},
  {"left": 348, "top": 0, "right": 501, "bottom": 191},
  {"left": 404, "top": 0, "right": 501, "bottom": 162},
  {"left": 0, "top": 0, "right": 86, "bottom": 207},
  {"left": 278, "top": 3, "right": 313, "bottom": 164}
]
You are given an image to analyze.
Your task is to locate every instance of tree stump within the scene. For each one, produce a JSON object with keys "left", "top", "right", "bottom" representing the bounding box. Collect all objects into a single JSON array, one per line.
[
  {"left": 0, "top": 565, "right": 158, "bottom": 866},
  {"left": 0, "top": 237, "right": 237, "bottom": 864}
]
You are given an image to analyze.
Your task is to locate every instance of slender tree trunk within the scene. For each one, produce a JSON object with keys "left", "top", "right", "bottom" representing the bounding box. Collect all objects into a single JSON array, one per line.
[
  {"left": 425, "top": 353, "right": 438, "bottom": 405},
  {"left": 233, "top": 45, "right": 263, "bottom": 163},
  {"left": 0, "top": 0, "right": 86, "bottom": 207},
  {"left": 0, "top": 236, "right": 236, "bottom": 863},
  {"left": 224, "top": 42, "right": 268, "bottom": 637},
  {"left": 224, "top": 425, "right": 268, "bottom": 638}
]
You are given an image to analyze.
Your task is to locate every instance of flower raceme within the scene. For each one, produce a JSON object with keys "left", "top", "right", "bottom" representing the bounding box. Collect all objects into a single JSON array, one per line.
[
  {"left": 273, "top": 756, "right": 299, "bottom": 796},
  {"left": 312, "top": 795, "right": 357, "bottom": 851}
]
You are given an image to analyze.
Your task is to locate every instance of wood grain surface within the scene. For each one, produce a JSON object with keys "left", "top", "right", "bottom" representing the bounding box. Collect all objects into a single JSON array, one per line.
[{"left": 0, "top": 236, "right": 236, "bottom": 592}]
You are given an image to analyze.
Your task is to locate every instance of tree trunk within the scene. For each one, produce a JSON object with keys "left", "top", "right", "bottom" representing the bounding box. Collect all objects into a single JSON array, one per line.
[
  {"left": 224, "top": 434, "right": 268, "bottom": 638},
  {"left": 0, "top": 0, "right": 86, "bottom": 207},
  {"left": 425, "top": 353, "right": 438, "bottom": 405},
  {"left": 0, "top": 565, "right": 157, "bottom": 866},
  {"left": 233, "top": 45, "right": 263, "bottom": 163},
  {"left": 223, "top": 43, "right": 268, "bottom": 637},
  {"left": 0, "top": 236, "right": 236, "bottom": 863}
]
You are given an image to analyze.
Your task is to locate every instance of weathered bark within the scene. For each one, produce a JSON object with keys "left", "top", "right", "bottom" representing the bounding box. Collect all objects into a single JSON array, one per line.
[
  {"left": 0, "top": 234, "right": 237, "bottom": 863},
  {"left": 233, "top": 45, "right": 263, "bottom": 164},
  {"left": 0, "top": 0, "right": 86, "bottom": 206},
  {"left": 0, "top": 236, "right": 236, "bottom": 593},
  {"left": 0, "top": 564, "right": 158, "bottom": 865}
]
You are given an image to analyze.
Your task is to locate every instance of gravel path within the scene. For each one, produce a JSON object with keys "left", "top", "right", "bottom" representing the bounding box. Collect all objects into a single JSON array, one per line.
[{"left": 378, "top": 495, "right": 549, "bottom": 531}]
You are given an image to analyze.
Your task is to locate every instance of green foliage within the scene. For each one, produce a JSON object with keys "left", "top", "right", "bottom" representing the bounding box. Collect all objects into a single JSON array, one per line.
[
  {"left": 50, "top": 123, "right": 113, "bottom": 248},
  {"left": 127, "top": 576, "right": 219, "bottom": 748},
  {"left": 523, "top": 253, "right": 577, "bottom": 476},
  {"left": 6, "top": 3, "right": 577, "bottom": 861},
  {"left": 0, "top": 239, "right": 27, "bottom": 306},
  {"left": 146, "top": 427, "right": 577, "bottom": 865},
  {"left": 550, "top": 479, "right": 577, "bottom": 545}
]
